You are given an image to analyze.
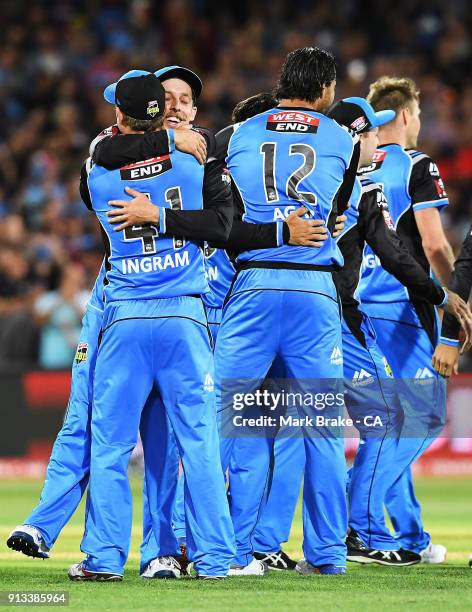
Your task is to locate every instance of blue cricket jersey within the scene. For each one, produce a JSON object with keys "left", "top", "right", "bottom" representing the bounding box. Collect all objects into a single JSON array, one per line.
[
  {"left": 357, "top": 145, "right": 448, "bottom": 304},
  {"left": 227, "top": 107, "right": 354, "bottom": 267},
  {"left": 85, "top": 151, "right": 208, "bottom": 302},
  {"left": 203, "top": 245, "right": 235, "bottom": 309}
]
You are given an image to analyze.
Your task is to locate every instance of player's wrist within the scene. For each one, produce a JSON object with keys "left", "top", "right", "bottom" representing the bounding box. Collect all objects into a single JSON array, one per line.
[
  {"left": 439, "top": 336, "right": 460, "bottom": 348},
  {"left": 439, "top": 288, "right": 449, "bottom": 307},
  {"left": 282, "top": 222, "right": 291, "bottom": 244}
]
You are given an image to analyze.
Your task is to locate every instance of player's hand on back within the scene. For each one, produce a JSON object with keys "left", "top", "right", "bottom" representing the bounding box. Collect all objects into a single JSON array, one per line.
[
  {"left": 107, "top": 187, "right": 159, "bottom": 231},
  {"left": 432, "top": 343, "right": 460, "bottom": 378},
  {"left": 286, "top": 207, "right": 328, "bottom": 247},
  {"left": 443, "top": 290, "right": 472, "bottom": 347},
  {"left": 332, "top": 212, "right": 348, "bottom": 237},
  {"left": 173, "top": 126, "right": 207, "bottom": 165}
]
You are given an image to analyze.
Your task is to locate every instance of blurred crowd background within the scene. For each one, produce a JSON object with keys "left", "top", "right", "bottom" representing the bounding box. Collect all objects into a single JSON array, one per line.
[{"left": 0, "top": 0, "right": 471, "bottom": 370}]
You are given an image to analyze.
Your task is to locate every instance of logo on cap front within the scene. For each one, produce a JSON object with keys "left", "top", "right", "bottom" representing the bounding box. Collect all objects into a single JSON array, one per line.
[{"left": 147, "top": 100, "right": 160, "bottom": 118}]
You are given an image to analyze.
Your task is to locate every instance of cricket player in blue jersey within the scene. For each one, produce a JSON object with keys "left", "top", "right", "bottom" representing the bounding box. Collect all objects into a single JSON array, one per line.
[
  {"left": 85, "top": 78, "right": 325, "bottom": 578},
  {"left": 7, "top": 69, "right": 208, "bottom": 579},
  {"left": 327, "top": 98, "right": 469, "bottom": 565},
  {"left": 357, "top": 77, "right": 456, "bottom": 563},
  {"left": 215, "top": 47, "right": 356, "bottom": 576},
  {"left": 171, "top": 93, "right": 331, "bottom": 571},
  {"left": 68, "top": 72, "right": 234, "bottom": 580}
]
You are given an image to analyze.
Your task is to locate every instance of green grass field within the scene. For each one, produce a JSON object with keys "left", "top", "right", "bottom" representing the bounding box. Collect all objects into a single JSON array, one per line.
[{"left": 1, "top": 477, "right": 471, "bottom": 611}]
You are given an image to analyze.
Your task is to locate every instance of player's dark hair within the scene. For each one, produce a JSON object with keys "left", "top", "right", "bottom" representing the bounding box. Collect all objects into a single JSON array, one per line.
[
  {"left": 122, "top": 113, "right": 164, "bottom": 132},
  {"left": 231, "top": 92, "right": 277, "bottom": 123},
  {"left": 274, "top": 47, "right": 336, "bottom": 103},
  {"left": 367, "top": 76, "right": 419, "bottom": 113}
]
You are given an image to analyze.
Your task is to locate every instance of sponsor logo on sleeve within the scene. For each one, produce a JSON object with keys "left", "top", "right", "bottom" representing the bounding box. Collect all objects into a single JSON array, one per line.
[
  {"left": 120, "top": 155, "right": 172, "bottom": 180},
  {"left": 429, "top": 162, "right": 447, "bottom": 198},
  {"left": 266, "top": 111, "right": 319, "bottom": 133},
  {"left": 74, "top": 343, "right": 88, "bottom": 365}
]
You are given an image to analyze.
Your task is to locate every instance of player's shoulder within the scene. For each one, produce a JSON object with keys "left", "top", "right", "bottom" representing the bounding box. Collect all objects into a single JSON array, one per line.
[
  {"left": 89, "top": 124, "right": 119, "bottom": 156},
  {"left": 358, "top": 174, "right": 380, "bottom": 195},
  {"left": 406, "top": 148, "right": 434, "bottom": 167}
]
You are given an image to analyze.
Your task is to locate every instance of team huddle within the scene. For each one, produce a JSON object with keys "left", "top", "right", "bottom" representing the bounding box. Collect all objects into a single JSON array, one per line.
[{"left": 7, "top": 47, "right": 472, "bottom": 580}]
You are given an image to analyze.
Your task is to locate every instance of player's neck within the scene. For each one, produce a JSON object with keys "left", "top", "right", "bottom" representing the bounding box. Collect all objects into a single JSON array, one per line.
[
  {"left": 278, "top": 98, "right": 324, "bottom": 111},
  {"left": 378, "top": 128, "right": 408, "bottom": 148}
]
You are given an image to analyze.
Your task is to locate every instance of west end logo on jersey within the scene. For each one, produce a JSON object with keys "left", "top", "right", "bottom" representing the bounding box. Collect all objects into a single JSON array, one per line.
[
  {"left": 352, "top": 369, "right": 374, "bottom": 386},
  {"left": 266, "top": 112, "right": 319, "bottom": 133},
  {"left": 120, "top": 155, "right": 172, "bottom": 181},
  {"left": 361, "top": 149, "right": 387, "bottom": 173},
  {"left": 330, "top": 346, "right": 343, "bottom": 365},
  {"left": 74, "top": 342, "right": 88, "bottom": 365}
]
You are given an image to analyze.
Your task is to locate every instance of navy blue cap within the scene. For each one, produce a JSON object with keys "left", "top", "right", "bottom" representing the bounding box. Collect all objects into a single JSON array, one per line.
[
  {"left": 103, "top": 69, "right": 151, "bottom": 104},
  {"left": 103, "top": 71, "right": 165, "bottom": 121},
  {"left": 328, "top": 97, "right": 395, "bottom": 134},
  {"left": 154, "top": 65, "right": 203, "bottom": 99}
]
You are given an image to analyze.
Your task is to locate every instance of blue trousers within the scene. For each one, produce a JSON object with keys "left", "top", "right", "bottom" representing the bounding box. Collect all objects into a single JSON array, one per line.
[
  {"left": 342, "top": 315, "right": 403, "bottom": 550},
  {"left": 80, "top": 297, "right": 234, "bottom": 576},
  {"left": 24, "top": 304, "right": 181, "bottom": 568},
  {"left": 216, "top": 268, "right": 347, "bottom": 568},
  {"left": 361, "top": 301, "right": 446, "bottom": 553},
  {"left": 172, "top": 309, "right": 306, "bottom": 555},
  {"left": 233, "top": 433, "right": 305, "bottom": 554},
  {"left": 24, "top": 304, "right": 102, "bottom": 547}
]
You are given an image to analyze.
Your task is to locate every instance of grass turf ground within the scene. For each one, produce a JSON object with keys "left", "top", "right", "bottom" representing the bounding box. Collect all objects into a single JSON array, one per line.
[{"left": 0, "top": 477, "right": 471, "bottom": 611}]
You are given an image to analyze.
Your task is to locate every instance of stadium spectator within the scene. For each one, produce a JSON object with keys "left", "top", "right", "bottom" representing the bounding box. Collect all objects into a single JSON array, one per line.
[{"left": 34, "top": 264, "right": 89, "bottom": 370}]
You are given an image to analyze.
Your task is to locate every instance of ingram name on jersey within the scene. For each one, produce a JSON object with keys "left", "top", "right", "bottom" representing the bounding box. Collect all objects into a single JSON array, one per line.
[
  {"left": 85, "top": 151, "right": 207, "bottom": 302},
  {"left": 227, "top": 108, "right": 354, "bottom": 267}
]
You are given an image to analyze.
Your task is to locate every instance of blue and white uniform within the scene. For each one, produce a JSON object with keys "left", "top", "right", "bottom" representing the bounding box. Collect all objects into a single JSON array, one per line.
[
  {"left": 217, "top": 107, "right": 354, "bottom": 568},
  {"left": 80, "top": 150, "right": 234, "bottom": 577},
  {"left": 358, "top": 145, "right": 449, "bottom": 552}
]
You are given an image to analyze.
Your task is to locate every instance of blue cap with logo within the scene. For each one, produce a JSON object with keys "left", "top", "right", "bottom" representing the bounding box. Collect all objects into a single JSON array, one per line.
[
  {"left": 103, "top": 70, "right": 165, "bottom": 121},
  {"left": 154, "top": 65, "right": 203, "bottom": 99},
  {"left": 328, "top": 96, "right": 396, "bottom": 134}
]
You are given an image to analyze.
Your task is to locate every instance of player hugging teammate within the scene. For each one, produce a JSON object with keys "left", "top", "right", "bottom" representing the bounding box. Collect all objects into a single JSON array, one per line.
[{"left": 7, "top": 48, "right": 472, "bottom": 579}]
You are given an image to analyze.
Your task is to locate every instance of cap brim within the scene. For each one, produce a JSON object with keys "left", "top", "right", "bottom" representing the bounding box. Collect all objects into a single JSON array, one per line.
[
  {"left": 372, "top": 109, "right": 396, "bottom": 127},
  {"left": 104, "top": 82, "right": 117, "bottom": 104},
  {"left": 154, "top": 66, "right": 202, "bottom": 99}
]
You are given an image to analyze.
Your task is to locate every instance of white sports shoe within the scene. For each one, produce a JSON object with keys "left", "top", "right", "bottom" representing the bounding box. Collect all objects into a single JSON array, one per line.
[
  {"left": 420, "top": 543, "right": 447, "bottom": 564},
  {"left": 7, "top": 525, "right": 50, "bottom": 559},
  {"left": 227, "top": 558, "right": 269, "bottom": 576},
  {"left": 140, "top": 556, "right": 182, "bottom": 579},
  {"left": 68, "top": 561, "right": 122, "bottom": 581}
]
